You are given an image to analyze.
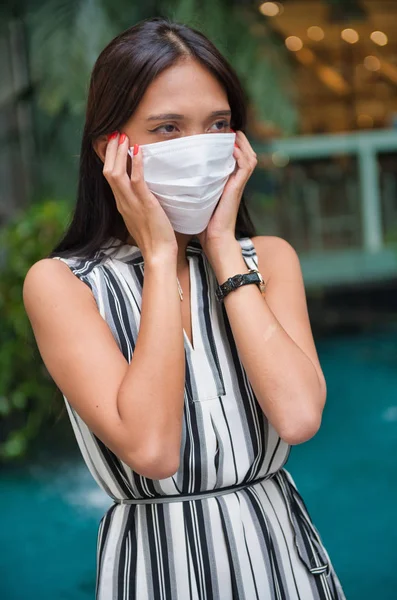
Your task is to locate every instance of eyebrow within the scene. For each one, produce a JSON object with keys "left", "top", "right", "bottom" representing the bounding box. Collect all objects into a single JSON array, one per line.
[{"left": 146, "top": 110, "right": 232, "bottom": 121}]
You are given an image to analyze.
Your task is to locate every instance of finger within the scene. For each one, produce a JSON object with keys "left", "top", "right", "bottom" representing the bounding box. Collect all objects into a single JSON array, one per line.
[
  {"left": 236, "top": 131, "right": 256, "bottom": 157},
  {"left": 112, "top": 132, "right": 130, "bottom": 180},
  {"left": 103, "top": 131, "right": 120, "bottom": 178},
  {"left": 231, "top": 146, "right": 254, "bottom": 188},
  {"left": 130, "top": 145, "right": 154, "bottom": 202},
  {"left": 234, "top": 133, "right": 250, "bottom": 157},
  {"left": 129, "top": 144, "right": 142, "bottom": 184},
  {"left": 233, "top": 145, "right": 250, "bottom": 171},
  {"left": 105, "top": 133, "right": 139, "bottom": 207},
  {"left": 235, "top": 131, "right": 257, "bottom": 161}
]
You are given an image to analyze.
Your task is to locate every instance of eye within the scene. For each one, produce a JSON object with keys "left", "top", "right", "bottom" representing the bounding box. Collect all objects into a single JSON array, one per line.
[
  {"left": 209, "top": 120, "right": 230, "bottom": 132},
  {"left": 149, "top": 123, "right": 178, "bottom": 134}
]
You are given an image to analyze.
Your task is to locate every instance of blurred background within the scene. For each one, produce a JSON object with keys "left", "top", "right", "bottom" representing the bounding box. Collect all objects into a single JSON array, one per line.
[{"left": 1, "top": 0, "right": 397, "bottom": 598}]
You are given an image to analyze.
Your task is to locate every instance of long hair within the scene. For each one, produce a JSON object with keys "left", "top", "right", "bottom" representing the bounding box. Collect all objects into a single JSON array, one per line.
[{"left": 47, "top": 17, "right": 257, "bottom": 260}]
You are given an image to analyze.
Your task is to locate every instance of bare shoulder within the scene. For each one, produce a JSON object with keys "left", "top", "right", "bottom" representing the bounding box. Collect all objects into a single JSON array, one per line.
[
  {"left": 250, "top": 235, "right": 301, "bottom": 282},
  {"left": 23, "top": 257, "right": 95, "bottom": 314},
  {"left": 23, "top": 257, "right": 92, "bottom": 292}
]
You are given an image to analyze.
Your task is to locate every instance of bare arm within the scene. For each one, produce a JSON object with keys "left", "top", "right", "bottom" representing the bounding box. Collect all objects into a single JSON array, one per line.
[
  {"left": 207, "top": 235, "right": 326, "bottom": 445},
  {"left": 116, "top": 252, "right": 185, "bottom": 473},
  {"left": 23, "top": 255, "right": 185, "bottom": 479}
]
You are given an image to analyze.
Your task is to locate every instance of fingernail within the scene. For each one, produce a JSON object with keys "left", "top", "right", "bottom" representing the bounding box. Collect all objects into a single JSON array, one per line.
[
  {"left": 118, "top": 133, "right": 126, "bottom": 145},
  {"left": 234, "top": 142, "right": 239, "bottom": 148},
  {"left": 133, "top": 144, "right": 139, "bottom": 155},
  {"left": 108, "top": 131, "right": 118, "bottom": 141}
]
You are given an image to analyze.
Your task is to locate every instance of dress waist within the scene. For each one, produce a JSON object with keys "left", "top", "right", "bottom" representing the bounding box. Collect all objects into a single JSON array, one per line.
[
  {"left": 113, "top": 473, "right": 271, "bottom": 505},
  {"left": 111, "top": 469, "right": 330, "bottom": 578}
]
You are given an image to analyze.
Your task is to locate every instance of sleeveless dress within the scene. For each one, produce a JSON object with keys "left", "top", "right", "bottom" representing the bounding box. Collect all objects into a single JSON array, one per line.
[{"left": 52, "top": 236, "right": 345, "bottom": 600}]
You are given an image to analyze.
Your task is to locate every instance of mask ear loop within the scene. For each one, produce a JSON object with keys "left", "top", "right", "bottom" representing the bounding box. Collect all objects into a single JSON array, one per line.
[{"left": 127, "top": 147, "right": 134, "bottom": 178}]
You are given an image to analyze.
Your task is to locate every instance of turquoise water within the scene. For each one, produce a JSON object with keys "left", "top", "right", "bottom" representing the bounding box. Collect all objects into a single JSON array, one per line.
[
  {"left": 1, "top": 330, "right": 397, "bottom": 599},
  {"left": 288, "top": 331, "right": 397, "bottom": 599}
]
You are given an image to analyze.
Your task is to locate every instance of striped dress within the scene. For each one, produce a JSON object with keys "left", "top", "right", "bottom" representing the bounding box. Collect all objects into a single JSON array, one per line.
[{"left": 52, "top": 236, "right": 345, "bottom": 600}]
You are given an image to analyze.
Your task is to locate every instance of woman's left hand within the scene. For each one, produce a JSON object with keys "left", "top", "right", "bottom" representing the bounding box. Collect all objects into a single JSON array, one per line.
[{"left": 197, "top": 130, "right": 257, "bottom": 253}]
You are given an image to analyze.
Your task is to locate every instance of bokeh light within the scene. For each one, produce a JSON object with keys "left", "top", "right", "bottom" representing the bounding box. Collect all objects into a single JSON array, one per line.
[
  {"left": 370, "top": 31, "right": 388, "bottom": 46},
  {"left": 259, "top": 2, "right": 280, "bottom": 17},
  {"left": 285, "top": 36, "right": 303, "bottom": 51},
  {"left": 271, "top": 151, "right": 290, "bottom": 167},
  {"left": 341, "top": 28, "right": 359, "bottom": 44},
  {"left": 364, "top": 55, "right": 381, "bottom": 71},
  {"left": 307, "top": 26, "right": 325, "bottom": 41}
]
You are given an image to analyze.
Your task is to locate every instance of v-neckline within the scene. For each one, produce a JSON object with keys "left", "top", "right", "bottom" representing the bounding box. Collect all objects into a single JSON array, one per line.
[
  {"left": 182, "top": 244, "right": 227, "bottom": 401},
  {"left": 182, "top": 250, "right": 199, "bottom": 354},
  {"left": 103, "top": 236, "right": 203, "bottom": 354}
]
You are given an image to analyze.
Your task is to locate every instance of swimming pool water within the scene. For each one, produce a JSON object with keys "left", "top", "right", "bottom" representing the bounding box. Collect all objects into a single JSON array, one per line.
[{"left": 1, "top": 330, "right": 396, "bottom": 599}]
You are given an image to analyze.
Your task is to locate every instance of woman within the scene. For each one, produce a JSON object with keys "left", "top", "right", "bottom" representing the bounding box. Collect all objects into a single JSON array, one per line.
[{"left": 23, "top": 17, "right": 345, "bottom": 600}]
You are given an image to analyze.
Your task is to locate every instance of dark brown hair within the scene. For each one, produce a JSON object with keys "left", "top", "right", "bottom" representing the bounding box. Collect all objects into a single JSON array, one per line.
[{"left": 48, "top": 17, "right": 257, "bottom": 259}]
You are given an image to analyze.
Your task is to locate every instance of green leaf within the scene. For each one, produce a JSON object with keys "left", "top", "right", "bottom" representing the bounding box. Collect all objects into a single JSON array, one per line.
[
  {"left": 10, "top": 390, "right": 28, "bottom": 410},
  {"left": 1, "top": 431, "right": 28, "bottom": 459},
  {"left": 0, "top": 198, "right": 70, "bottom": 463},
  {"left": 0, "top": 396, "right": 11, "bottom": 417}
]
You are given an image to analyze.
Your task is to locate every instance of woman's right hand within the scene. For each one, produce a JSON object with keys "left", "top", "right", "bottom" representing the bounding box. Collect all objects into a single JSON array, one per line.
[{"left": 103, "top": 131, "right": 178, "bottom": 261}]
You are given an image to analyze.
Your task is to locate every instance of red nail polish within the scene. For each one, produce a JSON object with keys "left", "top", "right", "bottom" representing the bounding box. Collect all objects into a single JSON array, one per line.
[
  {"left": 133, "top": 144, "right": 139, "bottom": 155},
  {"left": 234, "top": 142, "right": 239, "bottom": 148},
  {"left": 230, "top": 128, "right": 235, "bottom": 133},
  {"left": 118, "top": 133, "right": 126, "bottom": 145},
  {"left": 108, "top": 131, "right": 118, "bottom": 141}
]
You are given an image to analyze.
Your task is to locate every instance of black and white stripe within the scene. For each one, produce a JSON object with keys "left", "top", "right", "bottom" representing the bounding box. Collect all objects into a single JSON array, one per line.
[{"left": 52, "top": 236, "right": 345, "bottom": 599}]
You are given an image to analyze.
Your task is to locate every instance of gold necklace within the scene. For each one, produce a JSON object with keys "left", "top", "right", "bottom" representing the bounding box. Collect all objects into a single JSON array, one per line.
[{"left": 176, "top": 276, "right": 183, "bottom": 301}]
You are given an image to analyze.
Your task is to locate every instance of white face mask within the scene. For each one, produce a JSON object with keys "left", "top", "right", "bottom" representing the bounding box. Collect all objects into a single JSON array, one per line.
[{"left": 128, "top": 132, "right": 236, "bottom": 234}]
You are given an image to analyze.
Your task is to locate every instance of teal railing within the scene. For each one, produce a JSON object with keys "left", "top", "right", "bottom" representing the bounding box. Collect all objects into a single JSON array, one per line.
[{"left": 253, "top": 129, "right": 397, "bottom": 288}]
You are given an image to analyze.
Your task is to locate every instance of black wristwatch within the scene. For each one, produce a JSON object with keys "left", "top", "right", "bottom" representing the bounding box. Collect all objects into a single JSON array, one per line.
[{"left": 215, "top": 269, "right": 266, "bottom": 302}]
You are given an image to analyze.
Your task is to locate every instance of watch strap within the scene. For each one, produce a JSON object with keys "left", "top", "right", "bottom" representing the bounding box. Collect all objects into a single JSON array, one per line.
[{"left": 215, "top": 269, "right": 266, "bottom": 302}]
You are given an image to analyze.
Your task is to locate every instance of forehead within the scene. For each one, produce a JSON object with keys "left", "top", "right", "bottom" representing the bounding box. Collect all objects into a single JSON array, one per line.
[{"left": 135, "top": 58, "right": 229, "bottom": 116}]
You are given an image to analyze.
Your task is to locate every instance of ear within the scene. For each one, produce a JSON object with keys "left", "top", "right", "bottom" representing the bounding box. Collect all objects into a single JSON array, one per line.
[{"left": 92, "top": 134, "right": 109, "bottom": 163}]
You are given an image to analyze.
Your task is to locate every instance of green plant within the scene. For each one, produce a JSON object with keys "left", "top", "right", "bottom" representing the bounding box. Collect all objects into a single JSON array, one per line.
[
  {"left": 28, "top": 0, "right": 296, "bottom": 131},
  {"left": 2, "top": 0, "right": 297, "bottom": 204},
  {"left": 0, "top": 199, "right": 72, "bottom": 461}
]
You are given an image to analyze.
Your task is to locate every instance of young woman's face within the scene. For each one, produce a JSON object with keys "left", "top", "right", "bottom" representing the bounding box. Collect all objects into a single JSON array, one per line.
[{"left": 122, "top": 58, "right": 232, "bottom": 145}]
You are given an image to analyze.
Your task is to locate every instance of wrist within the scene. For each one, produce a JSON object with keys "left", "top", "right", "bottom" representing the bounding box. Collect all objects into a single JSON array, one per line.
[
  {"left": 202, "top": 233, "right": 237, "bottom": 255},
  {"left": 209, "top": 242, "right": 249, "bottom": 283},
  {"left": 144, "top": 251, "right": 177, "bottom": 271}
]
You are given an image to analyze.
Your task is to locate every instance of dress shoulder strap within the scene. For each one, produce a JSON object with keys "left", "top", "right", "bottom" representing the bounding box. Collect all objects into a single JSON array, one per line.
[
  {"left": 50, "top": 255, "right": 100, "bottom": 298},
  {"left": 236, "top": 236, "right": 259, "bottom": 271},
  {"left": 50, "top": 254, "right": 104, "bottom": 280}
]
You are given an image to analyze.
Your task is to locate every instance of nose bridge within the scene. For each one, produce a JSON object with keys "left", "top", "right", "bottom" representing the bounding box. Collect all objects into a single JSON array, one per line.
[
  {"left": 184, "top": 126, "right": 207, "bottom": 137},
  {"left": 182, "top": 113, "right": 211, "bottom": 137}
]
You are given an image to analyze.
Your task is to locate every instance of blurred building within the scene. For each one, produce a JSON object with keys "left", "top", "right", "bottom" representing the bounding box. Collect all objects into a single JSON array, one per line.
[
  {"left": 248, "top": 0, "right": 397, "bottom": 313},
  {"left": 255, "top": 0, "right": 397, "bottom": 134}
]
